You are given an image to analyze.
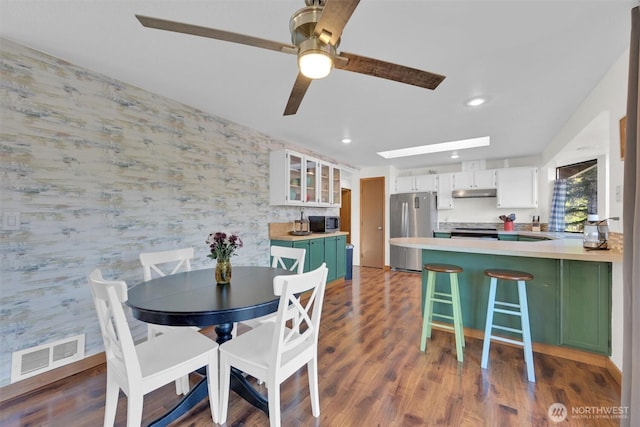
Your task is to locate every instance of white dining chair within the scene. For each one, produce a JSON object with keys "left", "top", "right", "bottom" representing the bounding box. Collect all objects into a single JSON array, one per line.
[
  {"left": 140, "top": 247, "right": 194, "bottom": 283},
  {"left": 139, "top": 247, "right": 197, "bottom": 395},
  {"left": 88, "top": 269, "right": 219, "bottom": 427},
  {"left": 240, "top": 246, "right": 306, "bottom": 331},
  {"left": 270, "top": 245, "right": 306, "bottom": 274},
  {"left": 219, "top": 263, "right": 328, "bottom": 427}
]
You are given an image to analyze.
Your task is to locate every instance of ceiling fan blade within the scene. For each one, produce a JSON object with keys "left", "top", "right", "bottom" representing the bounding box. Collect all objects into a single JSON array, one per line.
[
  {"left": 284, "top": 73, "right": 313, "bottom": 116},
  {"left": 136, "top": 15, "right": 297, "bottom": 54},
  {"left": 336, "top": 52, "right": 446, "bottom": 90},
  {"left": 314, "top": 0, "right": 360, "bottom": 45}
]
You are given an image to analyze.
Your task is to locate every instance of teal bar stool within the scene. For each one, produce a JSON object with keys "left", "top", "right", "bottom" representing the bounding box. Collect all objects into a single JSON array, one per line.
[
  {"left": 481, "top": 268, "right": 535, "bottom": 382},
  {"left": 421, "top": 263, "right": 465, "bottom": 362}
]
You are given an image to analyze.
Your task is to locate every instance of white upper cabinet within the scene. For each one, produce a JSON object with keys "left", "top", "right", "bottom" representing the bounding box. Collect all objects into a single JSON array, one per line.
[
  {"left": 452, "top": 170, "right": 496, "bottom": 190},
  {"left": 394, "top": 174, "right": 437, "bottom": 193},
  {"left": 496, "top": 167, "right": 538, "bottom": 208},
  {"left": 473, "top": 169, "right": 497, "bottom": 189},
  {"left": 415, "top": 175, "right": 438, "bottom": 192},
  {"left": 436, "top": 173, "right": 454, "bottom": 210},
  {"left": 395, "top": 176, "right": 415, "bottom": 193},
  {"left": 270, "top": 149, "right": 341, "bottom": 207}
]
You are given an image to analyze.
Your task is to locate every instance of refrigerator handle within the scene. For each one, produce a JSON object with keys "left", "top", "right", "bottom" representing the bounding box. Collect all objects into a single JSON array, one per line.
[{"left": 402, "top": 202, "right": 408, "bottom": 237}]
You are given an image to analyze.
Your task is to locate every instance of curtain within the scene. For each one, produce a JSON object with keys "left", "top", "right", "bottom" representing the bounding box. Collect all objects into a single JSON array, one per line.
[
  {"left": 621, "top": 5, "right": 640, "bottom": 427},
  {"left": 548, "top": 179, "right": 567, "bottom": 232}
]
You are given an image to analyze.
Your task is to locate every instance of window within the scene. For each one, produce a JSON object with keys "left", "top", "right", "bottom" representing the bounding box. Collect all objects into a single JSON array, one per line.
[{"left": 557, "top": 159, "right": 597, "bottom": 233}]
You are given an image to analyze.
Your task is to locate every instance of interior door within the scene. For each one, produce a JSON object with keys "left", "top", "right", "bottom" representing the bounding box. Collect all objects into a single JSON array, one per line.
[{"left": 360, "top": 177, "right": 385, "bottom": 268}]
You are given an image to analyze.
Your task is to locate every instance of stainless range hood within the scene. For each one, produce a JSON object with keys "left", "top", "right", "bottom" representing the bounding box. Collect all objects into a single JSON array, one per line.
[{"left": 451, "top": 188, "right": 497, "bottom": 198}]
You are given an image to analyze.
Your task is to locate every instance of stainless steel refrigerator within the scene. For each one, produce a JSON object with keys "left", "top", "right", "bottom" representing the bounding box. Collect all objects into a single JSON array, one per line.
[{"left": 390, "top": 192, "right": 437, "bottom": 271}]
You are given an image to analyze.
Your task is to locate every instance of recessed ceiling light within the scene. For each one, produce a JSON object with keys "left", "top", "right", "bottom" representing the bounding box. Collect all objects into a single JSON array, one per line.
[
  {"left": 341, "top": 138, "right": 352, "bottom": 144},
  {"left": 377, "top": 136, "right": 490, "bottom": 159},
  {"left": 466, "top": 97, "right": 487, "bottom": 107},
  {"left": 450, "top": 153, "right": 459, "bottom": 159}
]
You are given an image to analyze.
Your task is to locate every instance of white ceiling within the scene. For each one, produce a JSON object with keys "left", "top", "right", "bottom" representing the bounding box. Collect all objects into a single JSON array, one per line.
[{"left": 0, "top": 0, "right": 635, "bottom": 170}]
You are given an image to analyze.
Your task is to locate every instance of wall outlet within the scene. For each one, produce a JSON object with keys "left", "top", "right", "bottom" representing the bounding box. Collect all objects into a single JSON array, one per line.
[
  {"left": 616, "top": 185, "right": 623, "bottom": 202},
  {"left": 2, "top": 211, "right": 21, "bottom": 231}
]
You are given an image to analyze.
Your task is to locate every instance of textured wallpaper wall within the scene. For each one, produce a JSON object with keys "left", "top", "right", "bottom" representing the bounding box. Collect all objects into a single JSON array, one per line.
[{"left": 0, "top": 38, "right": 338, "bottom": 387}]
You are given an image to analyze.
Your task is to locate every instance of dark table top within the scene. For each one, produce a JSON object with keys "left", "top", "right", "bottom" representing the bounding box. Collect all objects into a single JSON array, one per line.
[{"left": 127, "top": 266, "right": 295, "bottom": 328}]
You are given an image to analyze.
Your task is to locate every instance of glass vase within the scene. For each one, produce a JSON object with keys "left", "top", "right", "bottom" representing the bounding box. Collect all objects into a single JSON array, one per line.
[{"left": 215, "top": 259, "right": 232, "bottom": 284}]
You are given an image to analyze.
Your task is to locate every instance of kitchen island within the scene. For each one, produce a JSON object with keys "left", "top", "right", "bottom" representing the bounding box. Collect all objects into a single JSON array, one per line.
[{"left": 390, "top": 236, "right": 622, "bottom": 358}]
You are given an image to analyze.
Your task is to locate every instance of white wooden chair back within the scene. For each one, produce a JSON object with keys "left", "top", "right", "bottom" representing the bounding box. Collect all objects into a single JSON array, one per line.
[
  {"left": 271, "top": 263, "right": 328, "bottom": 374},
  {"left": 88, "top": 269, "right": 141, "bottom": 383},
  {"left": 140, "top": 247, "right": 194, "bottom": 281},
  {"left": 270, "top": 246, "right": 306, "bottom": 274},
  {"left": 139, "top": 247, "right": 198, "bottom": 396}
]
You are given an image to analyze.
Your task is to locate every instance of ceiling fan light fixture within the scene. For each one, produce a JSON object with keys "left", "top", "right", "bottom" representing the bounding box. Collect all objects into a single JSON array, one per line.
[{"left": 298, "top": 38, "right": 334, "bottom": 79}]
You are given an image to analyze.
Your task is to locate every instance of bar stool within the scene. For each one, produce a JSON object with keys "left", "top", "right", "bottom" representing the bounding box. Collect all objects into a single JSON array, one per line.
[
  {"left": 421, "top": 263, "right": 465, "bottom": 362},
  {"left": 481, "top": 268, "right": 535, "bottom": 382}
]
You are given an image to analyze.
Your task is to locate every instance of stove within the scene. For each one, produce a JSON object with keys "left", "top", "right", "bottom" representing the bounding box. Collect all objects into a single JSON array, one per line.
[{"left": 450, "top": 227, "right": 499, "bottom": 240}]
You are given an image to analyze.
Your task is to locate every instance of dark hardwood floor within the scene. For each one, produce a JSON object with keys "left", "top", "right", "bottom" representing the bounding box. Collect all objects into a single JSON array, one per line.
[{"left": 1, "top": 267, "right": 621, "bottom": 426}]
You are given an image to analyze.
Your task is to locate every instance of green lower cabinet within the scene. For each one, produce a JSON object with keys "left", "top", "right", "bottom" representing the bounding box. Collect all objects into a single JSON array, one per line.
[
  {"left": 324, "top": 236, "right": 338, "bottom": 282},
  {"left": 308, "top": 239, "right": 325, "bottom": 272},
  {"left": 560, "top": 260, "right": 611, "bottom": 355},
  {"left": 293, "top": 240, "right": 311, "bottom": 272},
  {"left": 271, "top": 236, "right": 347, "bottom": 280},
  {"left": 323, "top": 235, "right": 347, "bottom": 281}
]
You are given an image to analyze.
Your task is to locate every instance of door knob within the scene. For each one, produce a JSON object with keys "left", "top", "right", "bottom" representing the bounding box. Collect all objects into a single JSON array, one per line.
[{"left": 377, "top": 226, "right": 382, "bottom": 230}]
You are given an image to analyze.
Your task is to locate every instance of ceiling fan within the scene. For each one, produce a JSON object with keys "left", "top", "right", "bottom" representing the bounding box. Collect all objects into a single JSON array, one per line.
[{"left": 136, "top": 0, "right": 445, "bottom": 116}]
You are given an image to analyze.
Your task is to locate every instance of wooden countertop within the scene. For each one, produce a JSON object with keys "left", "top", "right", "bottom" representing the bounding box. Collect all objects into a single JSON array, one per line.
[
  {"left": 269, "top": 222, "right": 348, "bottom": 241},
  {"left": 270, "top": 231, "right": 349, "bottom": 242},
  {"left": 390, "top": 237, "right": 622, "bottom": 263}
]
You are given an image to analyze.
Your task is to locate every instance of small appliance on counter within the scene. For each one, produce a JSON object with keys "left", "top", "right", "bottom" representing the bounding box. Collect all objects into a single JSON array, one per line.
[
  {"left": 532, "top": 216, "right": 541, "bottom": 232},
  {"left": 290, "top": 209, "right": 312, "bottom": 236},
  {"left": 583, "top": 215, "right": 609, "bottom": 250},
  {"left": 309, "top": 216, "right": 340, "bottom": 233}
]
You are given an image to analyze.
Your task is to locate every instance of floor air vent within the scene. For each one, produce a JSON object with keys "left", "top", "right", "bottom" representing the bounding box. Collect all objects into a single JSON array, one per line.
[{"left": 11, "top": 334, "right": 85, "bottom": 383}]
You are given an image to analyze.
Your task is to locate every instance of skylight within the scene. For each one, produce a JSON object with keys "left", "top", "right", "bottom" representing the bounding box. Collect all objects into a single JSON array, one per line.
[{"left": 377, "top": 136, "right": 490, "bottom": 159}]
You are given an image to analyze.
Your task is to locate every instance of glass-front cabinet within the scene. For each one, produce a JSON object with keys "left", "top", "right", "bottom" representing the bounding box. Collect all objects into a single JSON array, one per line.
[
  {"left": 287, "top": 152, "right": 303, "bottom": 204},
  {"left": 305, "top": 158, "right": 318, "bottom": 203},
  {"left": 318, "top": 162, "right": 341, "bottom": 206},
  {"left": 319, "top": 163, "right": 331, "bottom": 205},
  {"left": 270, "top": 149, "right": 341, "bottom": 207},
  {"left": 332, "top": 166, "right": 341, "bottom": 206}
]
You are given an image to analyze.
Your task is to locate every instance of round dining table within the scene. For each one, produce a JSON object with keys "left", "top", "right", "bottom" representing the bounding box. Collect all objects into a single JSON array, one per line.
[{"left": 127, "top": 266, "right": 296, "bottom": 426}]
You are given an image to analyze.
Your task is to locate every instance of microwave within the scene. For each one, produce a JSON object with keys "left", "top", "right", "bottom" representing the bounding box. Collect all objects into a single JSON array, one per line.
[{"left": 308, "top": 216, "right": 340, "bottom": 233}]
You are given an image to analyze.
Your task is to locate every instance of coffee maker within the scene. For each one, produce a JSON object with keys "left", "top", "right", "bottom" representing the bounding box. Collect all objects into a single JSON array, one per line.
[{"left": 583, "top": 215, "right": 609, "bottom": 250}]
